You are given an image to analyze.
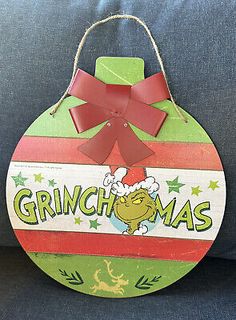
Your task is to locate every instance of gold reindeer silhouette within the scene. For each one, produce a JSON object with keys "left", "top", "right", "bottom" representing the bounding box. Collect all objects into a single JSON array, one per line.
[{"left": 91, "top": 260, "right": 129, "bottom": 295}]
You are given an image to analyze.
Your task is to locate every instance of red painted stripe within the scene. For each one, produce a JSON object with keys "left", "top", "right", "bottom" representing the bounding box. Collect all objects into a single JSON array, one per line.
[
  {"left": 15, "top": 229, "right": 213, "bottom": 262},
  {"left": 12, "top": 136, "right": 223, "bottom": 170}
]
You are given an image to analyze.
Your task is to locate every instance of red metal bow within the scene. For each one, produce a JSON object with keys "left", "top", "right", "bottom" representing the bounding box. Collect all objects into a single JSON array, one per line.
[{"left": 68, "top": 69, "right": 169, "bottom": 166}]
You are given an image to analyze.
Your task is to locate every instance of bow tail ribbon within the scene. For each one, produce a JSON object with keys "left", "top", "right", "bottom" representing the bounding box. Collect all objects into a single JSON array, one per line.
[{"left": 79, "top": 117, "right": 153, "bottom": 166}]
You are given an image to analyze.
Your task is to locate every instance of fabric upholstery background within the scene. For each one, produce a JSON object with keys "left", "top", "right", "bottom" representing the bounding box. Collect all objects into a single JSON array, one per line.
[{"left": 0, "top": 0, "right": 235, "bottom": 259}]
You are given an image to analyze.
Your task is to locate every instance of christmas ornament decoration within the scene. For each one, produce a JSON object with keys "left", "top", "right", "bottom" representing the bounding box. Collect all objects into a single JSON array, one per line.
[{"left": 6, "top": 15, "right": 226, "bottom": 298}]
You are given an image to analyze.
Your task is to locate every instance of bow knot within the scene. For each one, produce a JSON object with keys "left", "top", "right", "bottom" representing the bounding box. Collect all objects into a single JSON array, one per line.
[
  {"left": 69, "top": 69, "right": 170, "bottom": 166},
  {"left": 105, "top": 84, "right": 131, "bottom": 117}
]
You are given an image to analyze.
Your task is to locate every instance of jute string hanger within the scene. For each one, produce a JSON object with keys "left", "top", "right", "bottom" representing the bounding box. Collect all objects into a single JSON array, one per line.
[{"left": 50, "top": 14, "right": 187, "bottom": 123}]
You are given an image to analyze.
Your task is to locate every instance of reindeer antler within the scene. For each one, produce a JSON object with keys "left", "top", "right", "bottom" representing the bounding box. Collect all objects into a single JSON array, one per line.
[{"left": 104, "top": 260, "right": 124, "bottom": 279}]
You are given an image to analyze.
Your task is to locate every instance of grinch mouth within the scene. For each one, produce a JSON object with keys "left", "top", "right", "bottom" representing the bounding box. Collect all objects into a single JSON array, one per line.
[{"left": 116, "top": 206, "right": 150, "bottom": 222}]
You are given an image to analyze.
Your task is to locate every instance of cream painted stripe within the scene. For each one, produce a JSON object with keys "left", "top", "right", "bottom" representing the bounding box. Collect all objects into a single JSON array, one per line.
[{"left": 7, "top": 162, "right": 225, "bottom": 241}]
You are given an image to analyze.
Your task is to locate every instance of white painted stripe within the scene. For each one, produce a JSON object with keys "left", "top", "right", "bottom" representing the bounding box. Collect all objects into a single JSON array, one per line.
[{"left": 6, "top": 162, "right": 226, "bottom": 241}]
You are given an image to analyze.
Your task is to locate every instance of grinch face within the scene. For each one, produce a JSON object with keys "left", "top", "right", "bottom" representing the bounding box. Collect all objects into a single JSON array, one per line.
[{"left": 113, "top": 188, "right": 157, "bottom": 234}]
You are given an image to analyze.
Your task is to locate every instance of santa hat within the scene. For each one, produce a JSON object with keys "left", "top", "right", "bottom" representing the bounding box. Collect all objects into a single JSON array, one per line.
[{"left": 103, "top": 167, "right": 159, "bottom": 197}]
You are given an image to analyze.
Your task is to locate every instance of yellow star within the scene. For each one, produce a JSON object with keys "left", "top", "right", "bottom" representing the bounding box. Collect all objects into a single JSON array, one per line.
[
  {"left": 75, "top": 217, "right": 83, "bottom": 225},
  {"left": 191, "top": 186, "right": 202, "bottom": 196},
  {"left": 208, "top": 180, "right": 219, "bottom": 191},
  {"left": 34, "top": 173, "right": 44, "bottom": 183}
]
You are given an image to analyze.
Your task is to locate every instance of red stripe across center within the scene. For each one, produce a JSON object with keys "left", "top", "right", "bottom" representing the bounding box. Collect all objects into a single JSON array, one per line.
[{"left": 15, "top": 229, "right": 213, "bottom": 262}]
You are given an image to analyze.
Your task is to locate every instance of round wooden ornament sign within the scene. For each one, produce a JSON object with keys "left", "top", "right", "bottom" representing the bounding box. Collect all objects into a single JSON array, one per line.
[{"left": 6, "top": 57, "right": 226, "bottom": 298}]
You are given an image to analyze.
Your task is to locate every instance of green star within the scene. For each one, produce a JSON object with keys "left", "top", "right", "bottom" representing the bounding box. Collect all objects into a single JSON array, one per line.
[
  {"left": 75, "top": 217, "right": 83, "bottom": 225},
  {"left": 191, "top": 186, "right": 202, "bottom": 196},
  {"left": 34, "top": 173, "right": 44, "bottom": 183},
  {"left": 89, "top": 218, "right": 101, "bottom": 230},
  {"left": 11, "top": 172, "right": 28, "bottom": 187},
  {"left": 208, "top": 180, "right": 219, "bottom": 191},
  {"left": 48, "top": 179, "right": 56, "bottom": 187},
  {"left": 166, "top": 176, "right": 185, "bottom": 193}
]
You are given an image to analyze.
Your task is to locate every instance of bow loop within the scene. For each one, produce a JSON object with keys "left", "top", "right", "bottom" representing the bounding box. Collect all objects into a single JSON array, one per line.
[
  {"left": 131, "top": 72, "right": 170, "bottom": 104},
  {"left": 124, "top": 99, "right": 167, "bottom": 137},
  {"left": 69, "top": 69, "right": 106, "bottom": 107},
  {"left": 70, "top": 103, "right": 111, "bottom": 133}
]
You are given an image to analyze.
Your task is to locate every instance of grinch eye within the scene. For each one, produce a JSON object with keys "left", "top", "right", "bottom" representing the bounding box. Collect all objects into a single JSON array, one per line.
[
  {"left": 132, "top": 197, "right": 143, "bottom": 205},
  {"left": 120, "top": 196, "right": 126, "bottom": 203}
]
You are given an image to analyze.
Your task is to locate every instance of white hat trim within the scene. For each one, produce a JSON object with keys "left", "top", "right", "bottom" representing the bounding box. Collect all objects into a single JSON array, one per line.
[{"left": 103, "top": 168, "right": 159, "bottom": 197}]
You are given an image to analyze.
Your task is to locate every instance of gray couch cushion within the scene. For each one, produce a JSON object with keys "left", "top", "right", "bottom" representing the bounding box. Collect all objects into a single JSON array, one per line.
[{"left": 0, "top": 1, "right": 235, "bottom": 259}]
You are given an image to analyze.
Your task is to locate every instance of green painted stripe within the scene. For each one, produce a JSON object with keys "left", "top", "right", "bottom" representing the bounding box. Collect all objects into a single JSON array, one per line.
[
  {"left": 25, "top": 97, "right": 211, "bottom": 143},
  {"left": 25, "top": 57, "right": 212, "bottom": 143},
  {"left": 28, "top": 252, "right": 196, "bottom": 298}
]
